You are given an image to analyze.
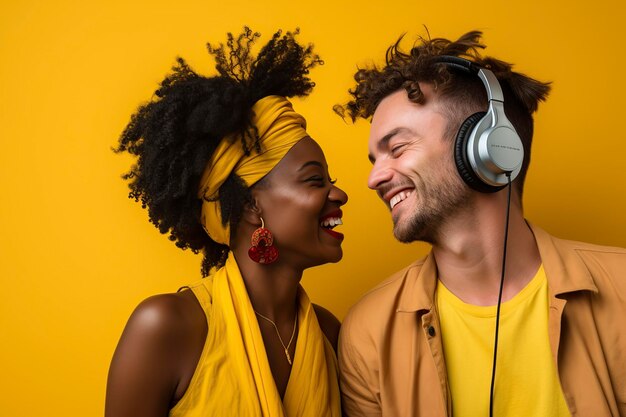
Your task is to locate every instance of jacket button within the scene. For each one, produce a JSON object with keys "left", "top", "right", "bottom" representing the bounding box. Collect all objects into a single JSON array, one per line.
[{"left": 427, "top": 326, "right": 436, "bottom": 337}]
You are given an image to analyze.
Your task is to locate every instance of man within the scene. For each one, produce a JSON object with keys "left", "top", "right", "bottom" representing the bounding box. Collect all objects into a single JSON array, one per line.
[{"left": 337, "top": 30, "right": 626, "bottom": 416}]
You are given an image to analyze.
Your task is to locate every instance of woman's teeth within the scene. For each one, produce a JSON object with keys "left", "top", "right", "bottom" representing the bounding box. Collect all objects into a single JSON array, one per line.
[{"left": 321, "top": 217, "right": 343, "bottom": 228}]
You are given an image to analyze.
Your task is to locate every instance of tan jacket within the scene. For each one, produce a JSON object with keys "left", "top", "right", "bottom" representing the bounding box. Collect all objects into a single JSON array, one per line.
[{"left": 339, "top": 225, "right": 626, "bottom": 416}]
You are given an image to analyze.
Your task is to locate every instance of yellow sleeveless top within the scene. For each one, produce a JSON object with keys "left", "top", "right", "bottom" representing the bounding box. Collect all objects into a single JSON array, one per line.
[
  {"left": 436, "top": 265, "right": 570, "bottom": 417},
  {"left": 170, "top": 253, "right": 341, "bottom": 417}
]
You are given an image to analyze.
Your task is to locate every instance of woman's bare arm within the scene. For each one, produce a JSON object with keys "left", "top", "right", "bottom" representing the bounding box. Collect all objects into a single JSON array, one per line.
[{"left": 105, "top": 291, "right": 206, "bottom": 417}]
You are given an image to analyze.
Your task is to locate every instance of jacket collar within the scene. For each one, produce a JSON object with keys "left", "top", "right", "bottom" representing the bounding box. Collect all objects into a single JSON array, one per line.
[
  {"left": 529, "top": 223, "right": 598, "bottom": 297},
  {"left": 397, "top": 253, "right": 438, "bottom": 313},
  {"left": 396, "top": 222, "right": 597, "bottom": 313}
]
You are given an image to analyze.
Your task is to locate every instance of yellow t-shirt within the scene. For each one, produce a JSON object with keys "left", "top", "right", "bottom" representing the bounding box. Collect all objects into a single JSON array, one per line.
[{"left": 436, "top": 265, "right": 570, "bottom": 416}]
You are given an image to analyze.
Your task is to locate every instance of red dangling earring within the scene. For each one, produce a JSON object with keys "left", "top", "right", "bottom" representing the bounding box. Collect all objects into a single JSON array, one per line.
[{"left": 248, "top": 217, "right": 279, "bottom": 264}]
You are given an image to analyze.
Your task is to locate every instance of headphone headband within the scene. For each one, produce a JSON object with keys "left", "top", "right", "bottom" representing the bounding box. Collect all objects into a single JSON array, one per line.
[
  {"left": 433, "top": 55, "right": 480, "bottom": 74},
  {"left": 434, "top": 56, "right": 504, "bottom": 102},
  {"left": 433, "top": 56, "right": 523, "bottom": 192}
]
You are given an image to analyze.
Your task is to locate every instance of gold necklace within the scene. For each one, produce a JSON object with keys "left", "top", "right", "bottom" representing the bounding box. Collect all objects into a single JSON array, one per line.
[{"left": 254, "top": 309, "right": 298, "bottom": 366}]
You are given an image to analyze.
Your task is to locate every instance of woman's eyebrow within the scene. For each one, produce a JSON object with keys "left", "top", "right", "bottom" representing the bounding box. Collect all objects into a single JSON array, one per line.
[{"left": 298, "top": 160, "right": 324, "bottom": 171}]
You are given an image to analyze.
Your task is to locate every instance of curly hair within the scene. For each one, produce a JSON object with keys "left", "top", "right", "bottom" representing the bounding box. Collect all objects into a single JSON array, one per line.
[
  {"left": 335, "top": 30, "right": 551, "bottom": 195},
  {"left": 114, "top": 27, "right": 322, "bottom": 276}
]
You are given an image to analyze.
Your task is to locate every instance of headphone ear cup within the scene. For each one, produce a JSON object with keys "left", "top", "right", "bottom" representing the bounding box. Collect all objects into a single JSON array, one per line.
[{"left": 454, "top": 112, "right": 506, "bottom": 193}]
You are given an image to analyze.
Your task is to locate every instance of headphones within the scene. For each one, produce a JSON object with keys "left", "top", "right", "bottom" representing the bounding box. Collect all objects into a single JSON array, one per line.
[{"left": 435, "top": 56, "right": 524, "bottom": 193}]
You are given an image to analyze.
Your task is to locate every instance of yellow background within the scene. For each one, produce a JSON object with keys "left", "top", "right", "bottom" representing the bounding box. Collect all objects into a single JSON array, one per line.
[{"left": 1, "top": 0, "right": 624, "bottom": 415}]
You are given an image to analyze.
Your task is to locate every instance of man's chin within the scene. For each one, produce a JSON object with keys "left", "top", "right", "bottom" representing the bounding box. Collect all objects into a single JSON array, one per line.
[
  {"left": 393, "top": 223, "right": 419, "bottom": 243},
  {"left": 393, "top": 221, "right": 435, "bottom": 244}
]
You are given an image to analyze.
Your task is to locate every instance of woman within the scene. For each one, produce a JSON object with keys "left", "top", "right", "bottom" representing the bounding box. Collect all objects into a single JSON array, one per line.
[{"left": 106, "top": 28, "right": 347, "bottom": 417}]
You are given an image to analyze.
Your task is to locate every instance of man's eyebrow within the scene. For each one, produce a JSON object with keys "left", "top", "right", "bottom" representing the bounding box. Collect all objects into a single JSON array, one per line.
[{"left": 368, "top": 127, "right": 411, "bottom": 164}]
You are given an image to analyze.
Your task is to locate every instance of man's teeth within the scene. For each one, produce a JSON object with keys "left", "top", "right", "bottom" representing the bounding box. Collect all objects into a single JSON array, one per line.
[
  {"left": 390, "top": 191, "right": 412, "bottom": 209},
  {"left": 321, "top": 217, "right": 343, "bottom": 228}
]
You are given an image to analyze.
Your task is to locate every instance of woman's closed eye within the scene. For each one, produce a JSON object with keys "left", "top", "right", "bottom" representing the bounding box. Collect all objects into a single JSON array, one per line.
[
  {"left": 305, "top": 175, "right": 325, "bottom": 185},
  {"left": 305, "top": 175, "right": 337, "bottom": 186}
]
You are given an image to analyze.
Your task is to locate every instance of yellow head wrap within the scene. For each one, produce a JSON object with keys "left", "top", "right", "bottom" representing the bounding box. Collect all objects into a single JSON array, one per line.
[{"left": 198, "top": 95, "right": 308, "bottom": 245}]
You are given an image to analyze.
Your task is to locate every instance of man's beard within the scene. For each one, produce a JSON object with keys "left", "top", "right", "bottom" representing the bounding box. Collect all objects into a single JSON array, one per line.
[{"left": 393, "top": 167, "right": 472, "bottom": 244}]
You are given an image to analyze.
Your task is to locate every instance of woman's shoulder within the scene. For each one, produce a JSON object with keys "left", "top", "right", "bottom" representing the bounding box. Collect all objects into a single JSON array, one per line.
[
  {"left": 123, "top": 290, "right": 208, "bottom": 381},
  {"left": 113, "top": 290, "right": 208, "bottom": 379},
  {"left": 106, "top": 290, "right": 208, "bottom": 415},
  {"left": 128, "top": 290, "right": 207, "bottom": 340},
  {"left": 312, "top": 304, "right": 341, "bottom": 352}
]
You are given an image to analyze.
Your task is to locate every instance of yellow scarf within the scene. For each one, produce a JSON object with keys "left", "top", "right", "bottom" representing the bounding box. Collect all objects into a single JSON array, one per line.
[
  {"left": 170, "top": 253, "right": 342, "bottom": 417},
  {"left": 197, "top": 95, "right": 308, "bottom": 245}
]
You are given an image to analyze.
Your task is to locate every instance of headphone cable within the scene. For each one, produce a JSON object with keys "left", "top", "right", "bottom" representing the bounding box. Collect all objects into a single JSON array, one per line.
[{"left": 488, "top": 172, "right": 513, "bottom": 417}]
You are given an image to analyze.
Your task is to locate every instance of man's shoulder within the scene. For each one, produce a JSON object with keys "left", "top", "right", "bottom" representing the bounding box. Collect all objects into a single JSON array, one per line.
[
  {"left": 533, "top": 223, "right": 626, "bottom": 262},
  {"left": 362, "top": 258, "right": 427, "bottom": 299},
  {"left": 566, "top": 238, "right": 626, "bottom": 281},
  {"left": 535, "top": 225, "right": 626, "bottom": 293},
  {"left": 342, "top": 257, "right": 427, "bottom": 328},
  {"left": 553, "top": 233, "right": 626, "bottom": 255},
  {"left": 548, "top": 232, "right": 626, "bottom": 264}
]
